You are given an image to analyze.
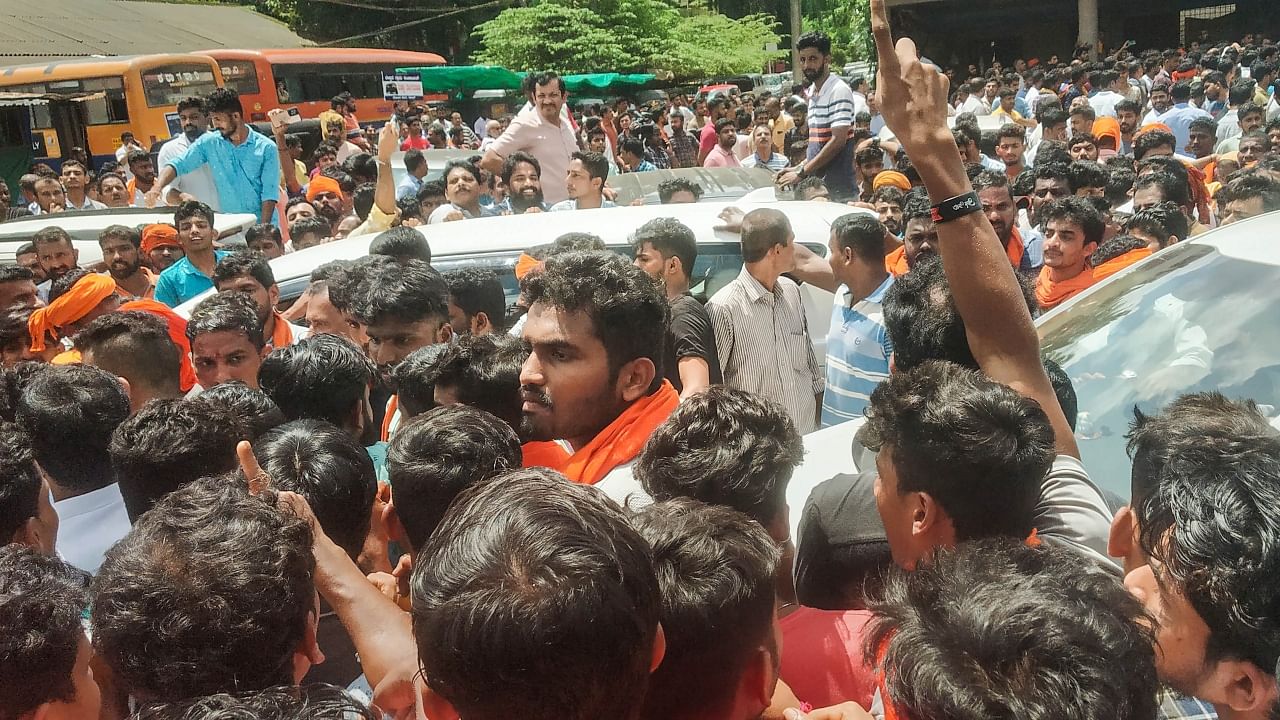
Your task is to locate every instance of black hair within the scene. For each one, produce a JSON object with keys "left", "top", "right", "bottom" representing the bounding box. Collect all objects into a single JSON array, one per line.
[
  {"left": 631, "top": 498, "right": 781, "bottom": 720},
  {"left": 528, "top": 70, "right": 567, "bottom": 95},
  {"left": 190, "top": 381, "right": 286, "bottom": 441},
  {"left": 214, "top": 251, "right": 275, "bottom": 291},
  {"left": 91, "top": 476, "right": 314, "bottom": 703},
  {"left": 443, "top": 267, "right": 506, "bottom": 334},
  {"left": 796, "top": 31, "right": 832, "bottom": 55},
  {"left": 1115, "top": 99, "right": 1140, "bottom": 116},
  {"left": 1106, "top": 168, "right": 1136, "bottom": 207},
  {"left": 0, "top": 423, "right": 42, "bottom": 543},
  {"left": 1228, "top": 78, "right": 1256, "bottom": 105},
  {"left": 404, "top": 149, "right": 426, "bottom": 174},
  {"left": 126, "top": 149, "right": 150, "bottom": 167},
  {"left": 1134, "top": 170, "right": 1191, "bottom": 210},
  {"left": 47, "top": 268, "right": 92, "bottom": 304},
  {"left": 1090, "top": 234, "right": 1149, "bottom": 266},
  {"left": 550, "top": 232, "right": 607, "bottom": 253},
  {"left": 830, "top": 212, "right": 887, "bottom": 264},
  {"left": 388, "top": 343, "right": 449, "bottom": 418},
  {"left": 1223, "top": 173, "right": 1280, "bottom": 212},
  {"left": 174, "top": 199, "right": 215, "bottom": 228},
  {"left": 0, "top": 545, "right": 91, "bottom": 719},
  {"left": 175, "top": 96, "right": 206, "bottom": 115},
  {"left": 864, "top": 361, "right": 1054, "bottom": 541},
  {"left": 74, "top": 311, "right": 181, "bottom": 401},
  {"left": 1068, "top": 160, "right": 1110, "bottom": 193},
  {"left": 253, "top": 419, "right": 376, "bottom": 560},
  {"left": 869, "top": 185, "right": 904, "bottom": 206},
  {"left": 258, "top": 333, "right": 376, "bottom": 430},
  {"left": 636, "top": 386, "right": 803, "bottom": 530},
  {"left": 501, "top": 151, "right": 541, "bottom": 185},
  {"left": 352, "top": 258, "right": 449, "bottom": 327},
  {"left": 1068, "top": 132, "right": 1098, "bottom": 150},
  {"left": 1133, "top": 130, "right": 1176, "bottom": 161},
  {"left": 369, "top": 226, "right": 431, "bottom": 264},
  {"left": 1188, "top": 116, "right": 1218, "bottom": 136},
  {"left": 571, "top": 151, "right": 610, "bottom": 182},
  {"left": 867, "top": 538, "right": 1158, "bottom": 720},
  {"left": 417, "top": 179, "right": 446, "bottom": 202},
  {"left": 1129, "top": 393, "right": 1280, "bottom": 677},
  {"left": 288, "top": 216, "right": 330, "bottom": 247},
  {"left": 1039, "top": 195, "right": 1106, "bottom": 246},
  {"left": 245, "top": 223, "right": 282, "bottom": 247},
  {"left": 430, "top": 334, "right": 526, "bottom": 428},
  {"left": 109, "top": 398, "right": 242, "bottom": 522},
  {"left": 99, "top": 223, "right": 141, "bottom": 249},
  {"left": 620, "top": 137, "right": 646, "bottom": 158},
  {"left": 16, "top": 365, "right": 129, "bottom": 495},
  {"left": 739, "top": 207, "right": 792, "bottom": 263},
  {"left": 353, "top": 182, "right": 375, "bottom": 221},
  {"left": 442, "top": 159, "right": 481, "bottom": 186},
  {"left": 522, "top": 251, "right": 668, "bottom": 393},
  {"left": 134, "top": 684, "right": 377, "bottom": 720},
  {"left": 186, "top": 291, "right": 265, "bottom": 350},
  {"left": 411, "top": 468, "right": 660, "bottom": 720},
  {"left": 995, "top": 124, "right": 1027, "bottom": 143},
  {"left": 1125, "top": 201, "right": 1188, "bottom": 244},
  {"left": 31, "top": 225, "right": 72, "bottom": 249},
  {"left": 658, "top": 178, "right": 703, "bottom": 203},
  {"left": 387, "top": 404, "right": 521, "bottom": 550},
  {"left": 205, "top": 87, "right": 243, "bottom": 116},
  {"left": 632, "top": 217, "right": 698, "bottom": 280}
]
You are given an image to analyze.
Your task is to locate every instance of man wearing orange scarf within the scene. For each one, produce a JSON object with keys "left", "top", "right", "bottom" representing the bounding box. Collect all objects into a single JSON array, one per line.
[
  {"left": 519, "top": 251, "right": 678, "bottom": 487},
  {"left": 883, "top": 192, "right": 935, "bottom": 276},
  {"left": 974, "top": 170, "right": 1042, "bottom": 274},
  {"left": 1035, "top": 197, "right": 1104, "bottom": 311},
  {"left": 28, "top": 272, "right": 121, "bottom": 363},
  {"left": 140, "top": 224, "right": 184, "bottom": 272},
  {"left": 212, "top": 251, "right": 307, "bottom": 351}
]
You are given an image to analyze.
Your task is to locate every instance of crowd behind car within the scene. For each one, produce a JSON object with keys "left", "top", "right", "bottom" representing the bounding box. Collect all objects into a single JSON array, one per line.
[{"left": 2, "top": 6, "right": 1280, "bottom": 720}]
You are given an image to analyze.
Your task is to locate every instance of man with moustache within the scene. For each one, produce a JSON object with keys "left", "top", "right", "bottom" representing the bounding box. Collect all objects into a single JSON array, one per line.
[
  {"left": 97, "top": 225, "right": 156, "bottom": 299},
  {"left": 496, "top": 151, "right": 547, "bottom": 214},
  {"left": 479, "top": 72, "right": 579, "bottom": 206},
  {"left": 972, "top": 170, "right": 1043, "bottom": 274},
  {"left": 777, "top": 32, "right": 856, "bottom": 201},
  {"left": 145, "top": 88, "right": 279, "bottom": 224}
]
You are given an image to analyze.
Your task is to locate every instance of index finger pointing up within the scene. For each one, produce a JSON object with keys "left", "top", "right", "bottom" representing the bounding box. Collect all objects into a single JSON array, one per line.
[{"left": 870, "top": 0, "right": 899, "bottom": 73}]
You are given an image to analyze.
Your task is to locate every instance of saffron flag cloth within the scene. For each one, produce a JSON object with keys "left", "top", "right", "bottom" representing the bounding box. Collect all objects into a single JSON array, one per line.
[{"left": 559, "top": 380, "right": 679, "bottom": 486}]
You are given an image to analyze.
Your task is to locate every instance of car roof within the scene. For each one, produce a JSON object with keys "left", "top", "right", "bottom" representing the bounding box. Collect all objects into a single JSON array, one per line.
[{"left": 0, "top": 209, "right": 258, "bottom": 265}]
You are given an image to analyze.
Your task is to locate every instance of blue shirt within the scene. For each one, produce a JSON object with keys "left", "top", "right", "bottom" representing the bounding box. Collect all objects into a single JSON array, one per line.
[
  {"left": 396, "top": 173, "right": 423, "bottom": 201},
  {"left": 1157, "top": 103, "right": 1212, "bottom": 157},
  {"left": 154, "top": 251, "right": 230, "bottom": 308},
  {"left": 167, "top": 128, "right": 281, "bottom": 218},
  {"left": 821, "top": 276, "right": 894, "bottom": 427}
]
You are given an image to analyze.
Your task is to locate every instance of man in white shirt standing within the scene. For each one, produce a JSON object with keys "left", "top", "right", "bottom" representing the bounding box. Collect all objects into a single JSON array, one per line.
[
  {"left": 1087, "top": 69, "right": 1127, "bottom": 118},
  {"left": 850, "top": 75, "right": 872, "bottom": 117},
  {"left": 16, "top": 365, "right": 131, "bottom": 574},
  {"left": 959, "top": 78, "right": 989, "bottom": 116},
  {"left": 156, "top": 97, "right": 222, "bottom": 211},
  {"left": 480, "top": 71, "right": 580, "bottom": 206}
]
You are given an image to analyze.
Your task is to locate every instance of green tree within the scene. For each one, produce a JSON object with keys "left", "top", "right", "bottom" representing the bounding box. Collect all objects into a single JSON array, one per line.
[
  {"left": 803, "top": 0, "right": 873, "bottom": 65},
  {"left": 471, "top": 4, "right": 641, "bottom": 72}
]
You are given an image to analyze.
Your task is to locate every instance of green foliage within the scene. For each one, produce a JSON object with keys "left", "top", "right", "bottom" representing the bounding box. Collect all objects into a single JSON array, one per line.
[
  {"left": 803, "top": 0, "right": 873, "bottom": 65},
  {"left": 472, "top": 0, "right": 783, "bottom": 78}
]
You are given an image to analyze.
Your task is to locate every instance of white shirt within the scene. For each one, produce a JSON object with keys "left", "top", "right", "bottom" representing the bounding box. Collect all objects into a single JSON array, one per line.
[
  {"left": 960, "top": 94, "right": 988, "bottom": 116},
  {"left": 851, "top": 90, "right": 870, "bottom": 117},
  {"left": 157, "top": 132, "right": 223, "bottom": 211},
  {"left": 54, "top": 483, "right": 132, "bottom": 574},
  {"left": 1088, "top": 90, "right": 1125, "bottom": 118}
]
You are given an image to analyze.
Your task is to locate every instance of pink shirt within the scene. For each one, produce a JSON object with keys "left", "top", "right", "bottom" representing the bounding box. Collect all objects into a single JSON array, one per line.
[
  {"left": 702, "top": 144, "right": 741, "bottom": 168},
  {"left": 779, "top": 607, "right": 877, "bottom": 709},
  {"left": 487, "top": 107, "right": 580, "bottom": 204}
]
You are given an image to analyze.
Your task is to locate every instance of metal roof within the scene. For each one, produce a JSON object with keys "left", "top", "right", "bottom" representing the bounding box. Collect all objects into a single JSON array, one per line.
[{"left": 0, "top": 0, "right": 311, "bottom": 63}]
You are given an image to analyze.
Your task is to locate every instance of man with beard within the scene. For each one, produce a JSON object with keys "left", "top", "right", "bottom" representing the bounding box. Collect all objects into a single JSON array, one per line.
[
  {"left": 497, "top": 151, "right": 546, "bottom": 214},
  {"left": 479, "top": 71, "right": 579, "bottom": 205},
  {"left": 778, "top": 33, "right": 856, "bottom": 201},
  {"left": 214, "top": 251, "right": 307, "bottom": 351},
  {"left": 884, "top": 190, "right": 936, "bottom": 275},
  {"left": 156, "top": 96, "right": 222, "bottom": 210},
  {"left": 32, "top": 227, "right": 80, "bottom": 300},
  {"left": 141, "top": 224, "right": 184, "bottom": 272},
  {"left": 1142, "top": 82, "right": 1173, "bottom": 126},
  {"left": 146, "top": 88, "right": 280, "bottom": 224},
  {"left": 870, "top": 186, "right": 904, "bottom": 236},
  {"left": 1030, "top": 162, "right": 1072, "bottom": 226},
  {"left": 15, "top": 243, "right": 47, "bottom": 286},
  {"left": 1115, "top": 99, "right": 1141, "bottom": 155},
  {"left": 520, "top": 251, "right": 678, "bottom": 486},
  {"left": 31, "top": 176, "right": 67, "bottom": 215},
  {"left": 306, "top": 176, "right": 347, "bottom": 234},
  {"left": 125, "top": 151, "right": 158, "bottom": 207},
  {"left": 350, "top": 259, "right": 453, "bottom": 441},
  {"left": 98, "top": 225, "right": 156, "bottom": 299},
  {"left": 973, "top": 170, "right": 1043, "bottom": 274},
  {"left": 58, "top": 161, "right": 104, "bottom": 211},
  {"left": 702, "top": 119, "right": 742, "bottom": 168}
]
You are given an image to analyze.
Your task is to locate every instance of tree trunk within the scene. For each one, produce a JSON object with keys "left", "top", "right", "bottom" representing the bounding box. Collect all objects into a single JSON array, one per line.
[{"left": 790, "top": 0, "right": 803, "bottom": 83}]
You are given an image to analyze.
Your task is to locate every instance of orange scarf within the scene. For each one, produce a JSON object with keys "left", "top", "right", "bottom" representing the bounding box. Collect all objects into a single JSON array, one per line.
[
  {"left": 28, "top": 274, "right": 117, "bottom": 352},
  {"left": 560, "top": 381, "right": 679, "bottom": 486},
  {"left": 1035, "top": 265, "right": 1096, "bottom": 311},
  {"left": 884, "top": 246, "right": 910, "bottom": 276},
  {"left": 514, "top": 252, "right": 543, "bottom": 281},
  {"left": 1091, "top": 247, "right": 1152, "bottom": 281},
  {"left": 381, "top": 395, "right": 400, "bottom": 442},
  {"left": 522, "top": 441, "right": 570, "bottom": 470},
  {"left": 269, "top": 311, "right": 295, "bottom": 350},
  {"left": 1006, "top": 227, "right": 1026, "bottom": 270},
  {"left": 120, "top": 299, "right": 199, "bottom": 392},
  {"left": 114, "top": 267, "right": 157, "bottom": 300}
]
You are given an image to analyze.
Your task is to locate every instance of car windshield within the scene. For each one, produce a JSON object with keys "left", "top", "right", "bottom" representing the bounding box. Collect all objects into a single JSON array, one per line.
[{"left": 1039, "top": 242, "right": 1280, "bottom": 499}]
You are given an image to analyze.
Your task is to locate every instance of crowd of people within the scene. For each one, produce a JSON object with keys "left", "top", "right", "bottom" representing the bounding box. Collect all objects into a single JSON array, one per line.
[{"left": 3, "top": 2, "right": 1280, "bottom": 720}]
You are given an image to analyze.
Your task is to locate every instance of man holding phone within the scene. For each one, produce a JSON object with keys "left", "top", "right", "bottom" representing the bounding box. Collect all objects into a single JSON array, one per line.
[{"left": 156, "top": 97, "right": 222, "bottom": 210}]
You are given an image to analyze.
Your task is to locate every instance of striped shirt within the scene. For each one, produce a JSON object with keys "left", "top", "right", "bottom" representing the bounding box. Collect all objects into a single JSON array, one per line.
[
  {"left": 806, "top": 73, "right": 857, "bottom": 199},
  {"left": 821, "top": 277, "right": 894, "bottom": 427},
  {"left": 742, "top": 151, "right": 789, "bottom": 173},
  {"left": 707, "top": 266, "right": 824, "bottom": 434}
]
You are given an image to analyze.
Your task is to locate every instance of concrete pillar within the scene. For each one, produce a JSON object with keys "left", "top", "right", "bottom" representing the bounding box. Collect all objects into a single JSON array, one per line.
[{"left": 1078, "top": 0, "right": 1099, "bottom": 60}]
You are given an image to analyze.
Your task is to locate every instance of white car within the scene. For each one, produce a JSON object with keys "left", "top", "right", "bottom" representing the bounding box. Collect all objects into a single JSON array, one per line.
[
  {"left": 176, "top": 201, "right": 875, "bottom": 370},
  {"left": 785, "top": 209, "right": 1280, "bottom": 537},
  {"left": 0, "top": 207, "right": 259, "bottom": 266}
]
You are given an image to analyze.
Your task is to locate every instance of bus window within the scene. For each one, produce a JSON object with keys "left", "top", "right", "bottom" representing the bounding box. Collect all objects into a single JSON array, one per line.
[
  {"left": 141, "top": 64, "right": 220, "bottom": 108},
  {"left": 218, "top": 60, "right": 261, "bottom": 97},
  {"left": 273, "top": 64, "right": 389, "bottom": 103}
]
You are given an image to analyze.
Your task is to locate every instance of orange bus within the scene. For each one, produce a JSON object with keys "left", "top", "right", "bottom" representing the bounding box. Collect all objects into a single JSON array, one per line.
[
  {"left": 199, "top": 48, "right": 448, "bottom": 123},
  {"left": 0, "top": 54, "right": 223, "bottom": 168}
]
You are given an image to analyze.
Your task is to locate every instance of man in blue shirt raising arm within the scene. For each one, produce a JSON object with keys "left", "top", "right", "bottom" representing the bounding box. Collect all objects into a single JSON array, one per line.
[{"left": 145, "top": 88, "right": 280, "bottom": 225}]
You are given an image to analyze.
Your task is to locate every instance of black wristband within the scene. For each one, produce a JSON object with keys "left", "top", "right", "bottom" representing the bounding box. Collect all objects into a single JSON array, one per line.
[{"left": 930, "top": 191, "right": 981, "bottom": 224}]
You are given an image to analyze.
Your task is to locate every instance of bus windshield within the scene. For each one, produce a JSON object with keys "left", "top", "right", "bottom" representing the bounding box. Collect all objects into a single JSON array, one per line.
[
  {"left": 141, "top": 63, "right": 220, "bottom": 108},
  {"left": 218, "top": 60, "right": 261, "bottom": 96}
]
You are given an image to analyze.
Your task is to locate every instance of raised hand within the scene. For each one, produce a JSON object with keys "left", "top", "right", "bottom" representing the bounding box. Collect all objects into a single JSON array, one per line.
[{"left": 870, "top": 0, "right": 952, "bottom": 153}]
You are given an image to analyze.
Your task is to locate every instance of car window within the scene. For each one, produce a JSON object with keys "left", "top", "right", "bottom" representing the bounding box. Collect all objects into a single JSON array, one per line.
[{"left": 1039, "top": 243, "right": 1280, "bottom": 498}]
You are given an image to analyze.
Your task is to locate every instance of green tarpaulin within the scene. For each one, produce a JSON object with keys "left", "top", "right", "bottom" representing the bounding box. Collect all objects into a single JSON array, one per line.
[{"left": 397, "top": 66, "right": 658, "bottom": 95}]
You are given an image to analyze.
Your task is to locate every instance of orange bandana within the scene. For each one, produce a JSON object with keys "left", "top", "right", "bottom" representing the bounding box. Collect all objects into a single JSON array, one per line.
[
  {"left": 884, "top": 245, "right": 910, "bottom": 276},
  {"left": 873, "top": 171, "right": 911, "bottom": 192},
  {"left": 141, "top": 224, "right": 179, "bottom": 255},
  {"left": 514, "top": 252, "right": 543, "bottom": 281},
  {"left": 28, "top": 274, "right": 117, "bottom": 352},
  {"left": 120, "top": 299, "right": 199, "bottom": 392},
  {"left": 307, "top": 175, "right": 342, "bottom": 202},
  {"left": 1091, "top": 247, "right": 1153, "bottom": 281},
  {"left": 1091, "top": 116, "right": 1121, "bottom": 151},
  {"left": 560, "top": 381, "right": 680, "bottom": 486},
  {"left": 1035, "top": 265, "right": 1096, "bottom": 311}
]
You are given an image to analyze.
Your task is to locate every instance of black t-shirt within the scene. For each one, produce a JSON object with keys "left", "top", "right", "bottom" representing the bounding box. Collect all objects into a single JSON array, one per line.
[{"left": 664, "top": 293, "right": 722, "bottom": 392}]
